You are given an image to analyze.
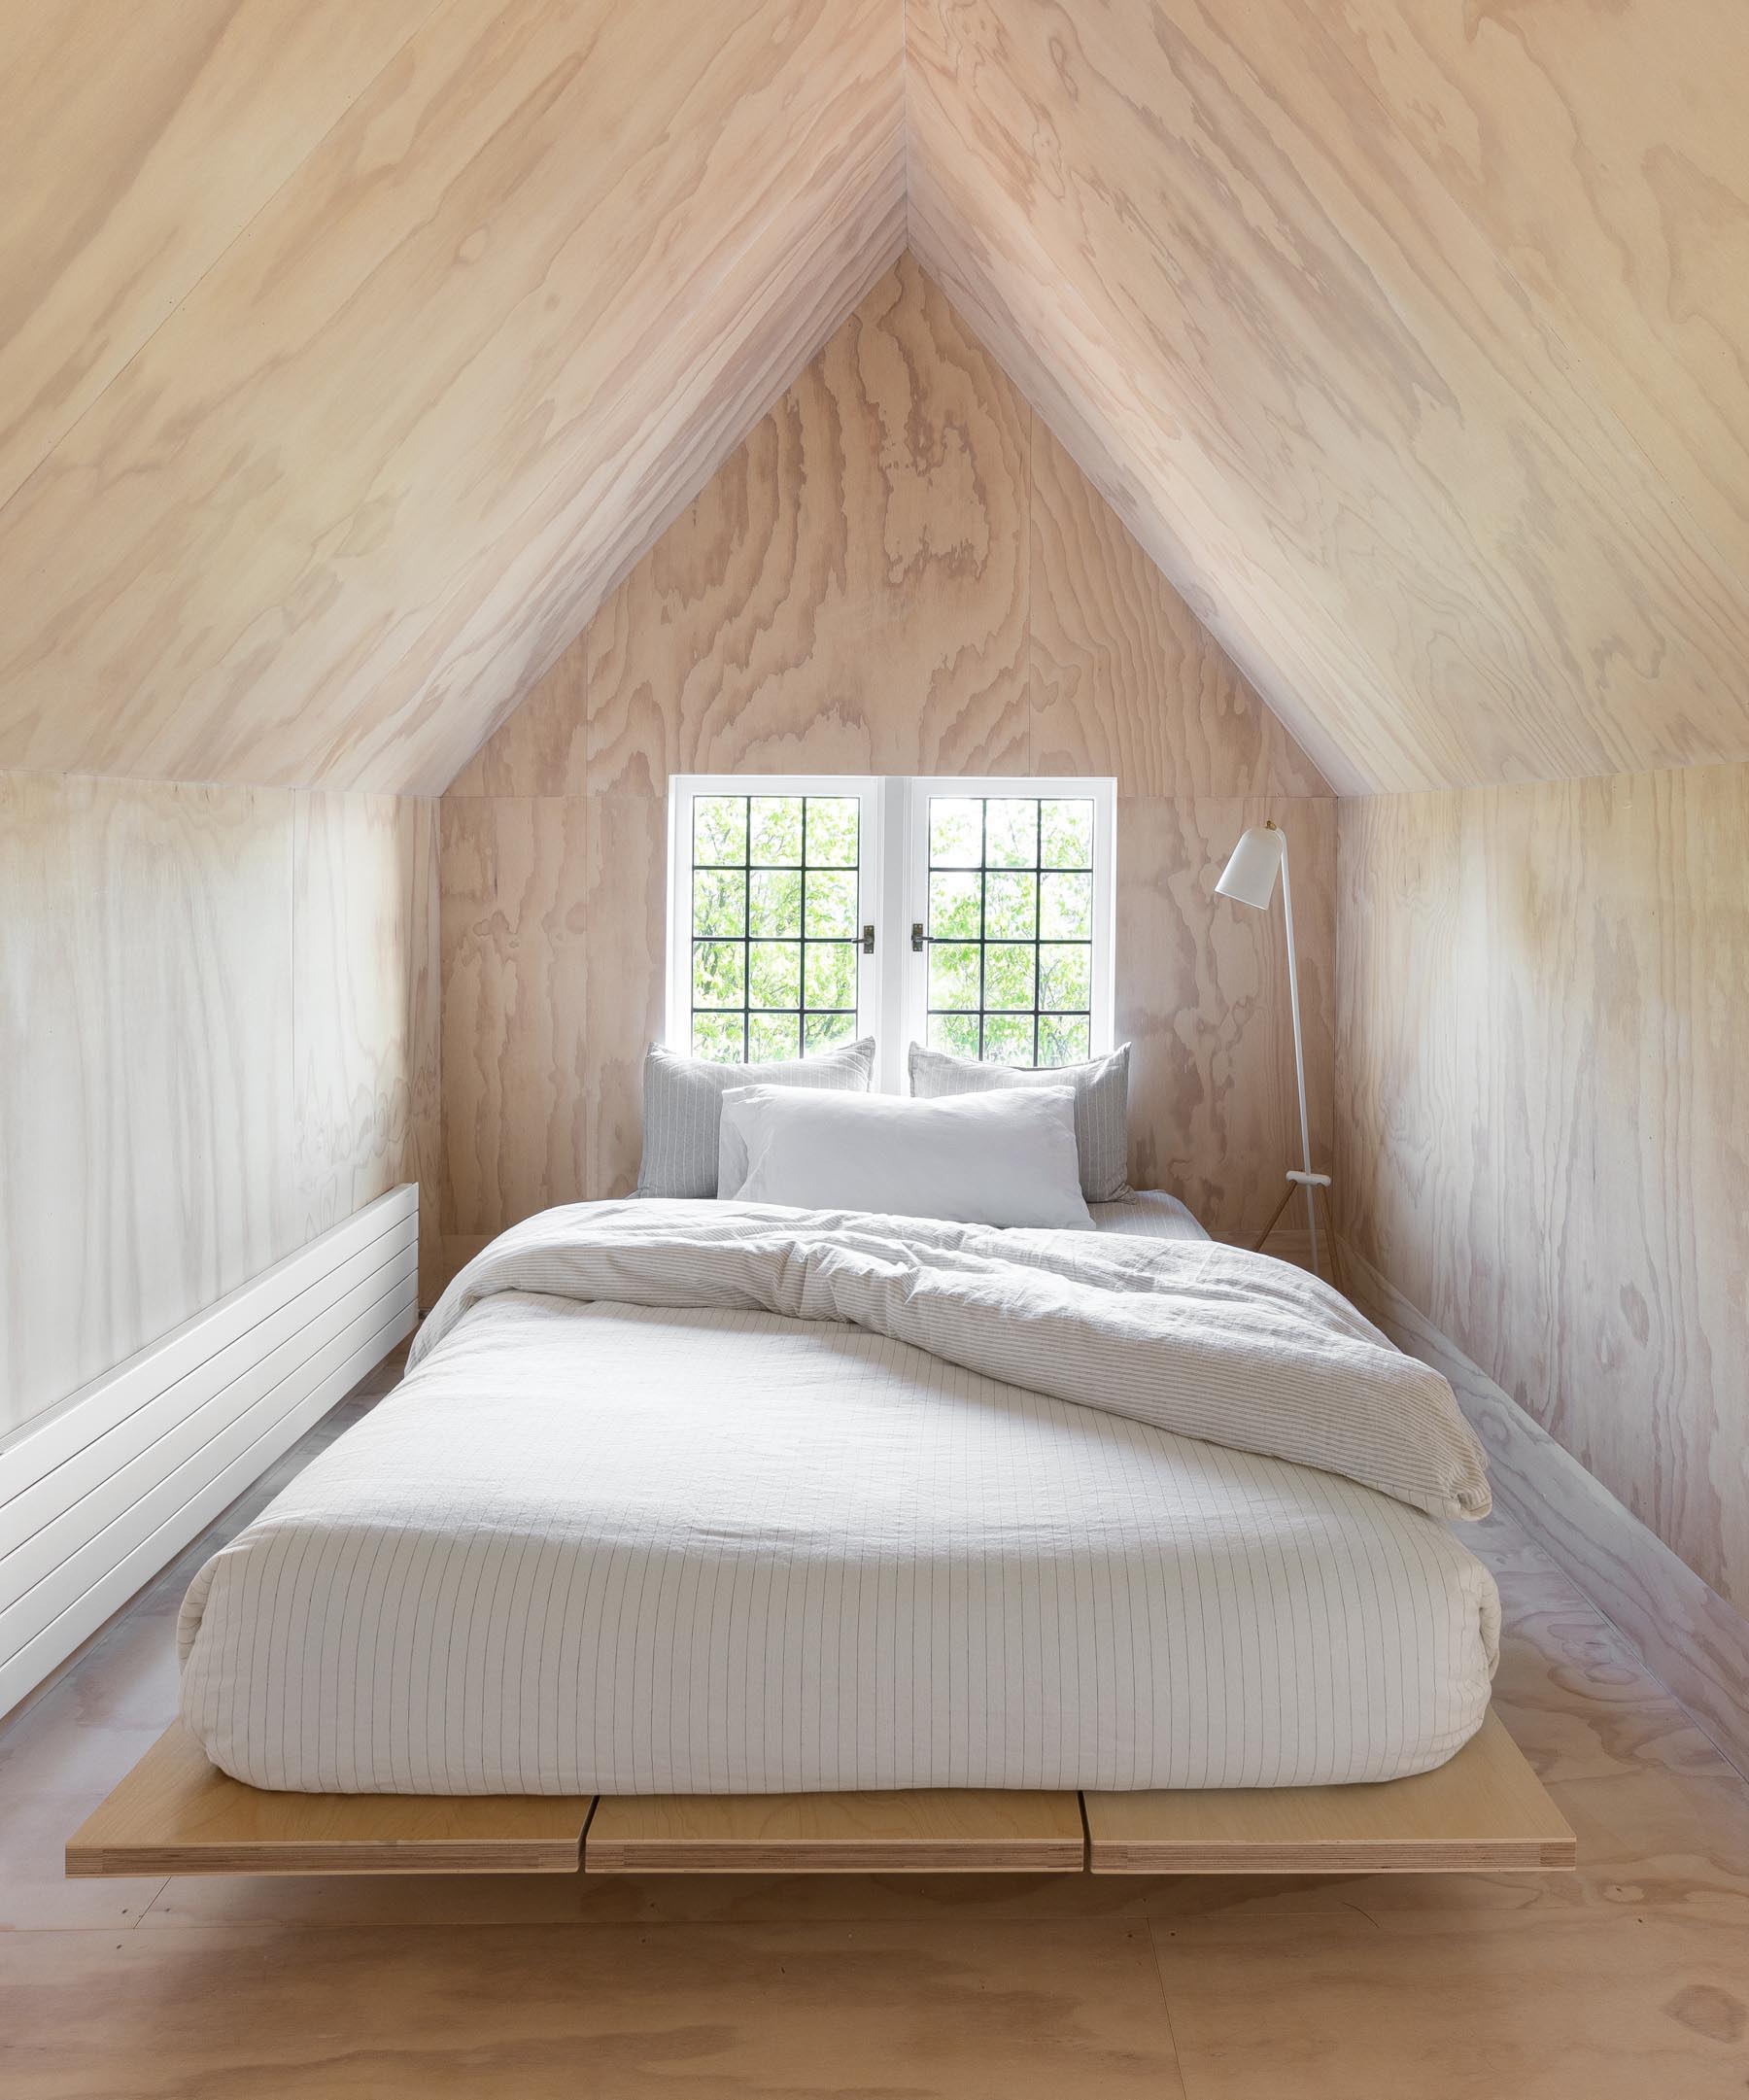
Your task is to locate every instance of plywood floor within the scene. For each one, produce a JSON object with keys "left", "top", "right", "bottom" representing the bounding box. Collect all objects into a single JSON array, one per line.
[{"left": 4, "top": 1347, "right": 1747, "bottom": 2098}]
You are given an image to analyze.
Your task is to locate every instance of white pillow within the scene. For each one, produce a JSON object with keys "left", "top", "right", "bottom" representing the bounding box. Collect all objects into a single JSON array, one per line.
[
  {"left": 636, "top": 1037, "right": 874, "bottom": 1197},
  {"left": 719, "top": 1084, "right": 1095, "bottom": 1230},
  {"left": 908, "top": 1041, "right": 1132, "bottom": 1202}
]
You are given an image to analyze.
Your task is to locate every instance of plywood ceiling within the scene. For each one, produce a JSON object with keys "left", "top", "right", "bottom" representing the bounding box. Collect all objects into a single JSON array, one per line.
[
  {"left": 909, "top": 0, "right": 1749, "bottom": 795},
  {"left": 0, "top": 0, "right": 903, "bottom": 792},
  {"left": 3, "top": 0, "right": 1746, "bottom": 794}
]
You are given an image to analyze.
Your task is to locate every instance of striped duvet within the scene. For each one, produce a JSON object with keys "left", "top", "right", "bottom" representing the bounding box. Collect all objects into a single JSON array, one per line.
[{"left": 178, "top": 1201, "right": 1499, "bottom": 1795}]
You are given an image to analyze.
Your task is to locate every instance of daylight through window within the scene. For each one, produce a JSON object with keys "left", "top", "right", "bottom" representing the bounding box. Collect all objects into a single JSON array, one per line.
[
  {"left": 688, "top": 791, "right": 864, "bottom": 1062},
  {"left": 923, "top": 793, "right": 1095, "bottom": 1067},
  {"left": 668, "top": 775, "right": 1115, "bottom": 1084}
]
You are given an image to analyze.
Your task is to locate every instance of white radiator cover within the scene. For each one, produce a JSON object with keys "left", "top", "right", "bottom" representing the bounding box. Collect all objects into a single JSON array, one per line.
[{"left": 0, "top": 1185, "right": 418, "bottom": 1718}]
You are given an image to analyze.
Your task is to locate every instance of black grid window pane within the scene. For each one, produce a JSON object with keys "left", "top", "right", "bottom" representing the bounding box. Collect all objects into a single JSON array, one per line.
[
  {"left": 924, "top": 794, "right": 1094, "bottom": 1067},
  {"left": 690, "top": 794, "right": 859, "bottom": 1062}
]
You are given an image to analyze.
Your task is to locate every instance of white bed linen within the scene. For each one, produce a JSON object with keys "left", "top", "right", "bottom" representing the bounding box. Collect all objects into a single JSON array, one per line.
[
  {"left": 720, "top": 1084, "right": 1094, "bottom": 1228},
  {"left": 1088, "top": 1189, "right": 1206, "bottom": 1241},
  {"left": 178, "top": 1202, "right": 1497, "bottom": 1796}
]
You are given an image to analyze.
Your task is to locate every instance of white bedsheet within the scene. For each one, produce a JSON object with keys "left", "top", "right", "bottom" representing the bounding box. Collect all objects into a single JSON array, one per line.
[
  {"left": 179, "top": 1202, "right": 1497, "bottom": 1795},
  {"left": 1088, "top": 1190, "right": 1206, "bottom": 1241}
]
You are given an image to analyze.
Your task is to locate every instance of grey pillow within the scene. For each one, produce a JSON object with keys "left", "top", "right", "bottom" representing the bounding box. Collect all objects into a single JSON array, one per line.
[
  {"left": 636, "top": 1038, "right": 875, "bottom": 1198},
  {"left": 907, "top": 1041, "right": 1132, "bottom": 1202}
]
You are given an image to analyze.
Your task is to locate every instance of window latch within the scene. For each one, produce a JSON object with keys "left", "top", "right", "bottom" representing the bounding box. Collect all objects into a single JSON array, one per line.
[
  {"left": 910, "top": 921, "right": 925, "bottom": 953},
  {"left": 861, "top": 923, "right": 875, "bottom": 956}
]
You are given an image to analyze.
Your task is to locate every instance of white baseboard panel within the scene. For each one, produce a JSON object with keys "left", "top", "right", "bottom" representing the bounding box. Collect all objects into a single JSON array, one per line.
[
  {"left": 1344, "top": 1241, "right": 1749, "bottom": 1779},
  {"left": 0, "top": 1186, "right": 418, "bottom": 1719}
]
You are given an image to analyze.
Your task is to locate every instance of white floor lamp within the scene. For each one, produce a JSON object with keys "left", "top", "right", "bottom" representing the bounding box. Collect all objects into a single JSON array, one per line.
[{"left": 1215, "top": 820, "right": 1339, "bottom": 1288}]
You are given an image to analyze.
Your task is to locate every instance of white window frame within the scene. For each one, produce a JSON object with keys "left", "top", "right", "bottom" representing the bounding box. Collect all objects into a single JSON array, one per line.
[
  {"left": 901, "top": 776, "right": 1116, "bottom": 1083},
  {"left": 667, "top": 775, "right": 1116, "bottom": 1094},
  {"left": 666, "top": 775, "right": 885, "bottom": 1069}
]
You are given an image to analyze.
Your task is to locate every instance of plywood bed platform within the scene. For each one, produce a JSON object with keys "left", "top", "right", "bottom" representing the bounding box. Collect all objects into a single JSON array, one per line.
[
  {"left": 63, "top": 1724, "right": 592, "bottom": 1877},
  {"left": 68, "top": 1714, "right": 1573, "bottom": 1878}
]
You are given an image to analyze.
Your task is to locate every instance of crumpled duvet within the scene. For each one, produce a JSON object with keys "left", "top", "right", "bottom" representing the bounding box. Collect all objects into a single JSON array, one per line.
[{"left": 415, "top": 1199, "right": 1490, "bottom": 1523}]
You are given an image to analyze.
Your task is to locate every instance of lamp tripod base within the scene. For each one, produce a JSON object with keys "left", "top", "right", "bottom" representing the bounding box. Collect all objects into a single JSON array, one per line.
[{"left": 1252, "top": 1172, "right": 1345, "bottom": 1297}]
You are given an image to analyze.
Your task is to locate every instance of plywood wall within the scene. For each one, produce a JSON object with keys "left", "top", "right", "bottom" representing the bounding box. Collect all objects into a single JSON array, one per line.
[
  {"left": 0, "top": 773, "right": 439, "bottom": 1438},
  {"left": 439, "top": 258, "right": 1333, "bottom": 1279},
  {"left": 1337, "top": 766, "right": 1749, "bottom": 1610}
]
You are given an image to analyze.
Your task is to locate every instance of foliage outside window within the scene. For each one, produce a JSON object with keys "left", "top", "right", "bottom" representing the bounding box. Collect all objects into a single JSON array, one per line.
[
  {"left": 688, "top": 792, "right": 862, "bottom": 1062},
  {"left": 668, "top": 775, "right": 1114, "bottom": 1080},
  {"left": 922, "top": 793, "right": 1095, "bottom": 1068}
]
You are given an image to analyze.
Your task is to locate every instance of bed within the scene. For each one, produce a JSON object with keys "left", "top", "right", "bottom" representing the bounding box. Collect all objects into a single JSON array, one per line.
[{"left": 173, "top": 1196, "right": 1500, "bottom": 1801}]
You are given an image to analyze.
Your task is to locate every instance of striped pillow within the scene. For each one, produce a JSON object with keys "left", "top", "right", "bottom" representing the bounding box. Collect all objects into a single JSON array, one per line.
[
  {"left": 636, "top": 1038, "right": 875, "bottom": 1198},
  {"left": 907, "top": 1041, "right": 1132, "bottom": 1202}
]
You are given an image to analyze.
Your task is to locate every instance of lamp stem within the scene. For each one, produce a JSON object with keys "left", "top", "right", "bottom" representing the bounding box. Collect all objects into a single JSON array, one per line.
[{"left": 1276, "top": 831, "right": 1319, "bottom": 1276}]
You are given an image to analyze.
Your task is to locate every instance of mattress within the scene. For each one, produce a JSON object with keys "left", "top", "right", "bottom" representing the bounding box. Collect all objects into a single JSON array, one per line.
[
  {"left": 179, "top": 1202, "right": 1498, "bottom": 1796},
  {"left": 1088, "top": 1189, "right": 1206, "bottom": 1241}
]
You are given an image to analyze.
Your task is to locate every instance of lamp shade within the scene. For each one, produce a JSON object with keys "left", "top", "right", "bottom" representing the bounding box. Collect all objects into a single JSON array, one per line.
[{"left": 1216, "top": 824, "right": 1284, "bottom": 911}]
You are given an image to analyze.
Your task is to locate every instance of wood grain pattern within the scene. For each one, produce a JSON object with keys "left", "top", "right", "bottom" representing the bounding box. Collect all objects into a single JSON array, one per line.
[
  {"left": 1336, "top": 767, "right": 1749, "bottom": 1609},
  {"left": 1031, "top": 422, "right": 1328, "bottom": 800},
  {"left": 66, "top": 1725, "right": 589, "bottom": 1876},
  {"left": 1118, "top": 797, "right": 1336, "bottom": 1245},
  {"left": 0, "top": 1914, "right": 1188, "bottom": 2099},
  {"left": 1347, "top": 1243, "right": 1749, "bottom": 1784},
  {"left": 435, "top": 1236, "right": 494, "bottom": 1300},
  {"left": 1326, "top": 0, "right": 1749, "bottom": 594},
  {"left": 0, "top": 772, "right": 440, "bottom": 1440},
  {"left": 908, "top": 0, "right": 1749, "bottom": 795},
  {"left": 0, "top": 0, "right": 437, "bottom": 512},
  {"left": 584, "top": 254, "right": 1034, "bottom": 799},
  {"left": 585, "top": 1790, "right": 1085, "bottom": 1874},
  {"left": 1151, "top": 1911, "right": 1749, "bottom": 2099},
  {"left": 0, "top": 773, "right": 296, "bottom": 1438},
  {"left": 10, "top": 0, "right": 1749, "bottom": 810},
  {"left": 292, "top": 793, "right": 437, "bottom": 1255},
  {"left": 1458, "top": 1533, "right": 1732, "bottom": 1795},
  {"left": 407, "top": 146, "right": 906, "bottom": 800},
  {"left": 438, "top": 788, "right": 662, "bottom": 1226},
  {"left": 581, "top": 794, "right": 669, "bottom": 1201},
  {"left": 446, "top": 635, "right": 590, "bottom": 801},
  {"left": 68, "top": 1725, "right": 1566, "bottom": 1881},
  {"left": 0, "top": 0, "right": 904, "bottom": 793},
  {"left": 441, "top": 260, "right": 1333, "bottom": 1251},
  {"left": 439, "top": 797, "right": 592, "bottom": 1237},
  {"left": 406, "top": 798, "right": 443, "bottom": 1306},
  {"left": 1085, "top": 1716, "right": 1573, "bottom": 1876}
]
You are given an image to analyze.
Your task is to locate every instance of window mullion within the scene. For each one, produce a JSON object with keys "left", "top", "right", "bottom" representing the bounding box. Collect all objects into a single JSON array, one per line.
[
  {"left": 799, "top": 795, "right": 808, "bottom": 1061},
  {"left": 1032, "top": 807, "right": 1042, "bottom": 1069},
  {"left": 671, "top": 773, "right": 1111, "bottom": 1074},
  {"left": 741, "top": 793, "right": 751, "bottom": 1062},
  {"left": 977, "top": 799, "right": 988, "bottom": 1062}
]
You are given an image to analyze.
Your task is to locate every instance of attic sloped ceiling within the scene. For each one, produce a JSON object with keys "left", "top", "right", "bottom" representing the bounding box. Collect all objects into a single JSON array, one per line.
[
  {"left": 909, "top": 0, "right": 1749, "bottom": 795},
  {"left": 0, "top": 0, "right": 903, "bottom": 793},
  {"left": 3, "top": 0, "right": 1747, "bottom": 797}
]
